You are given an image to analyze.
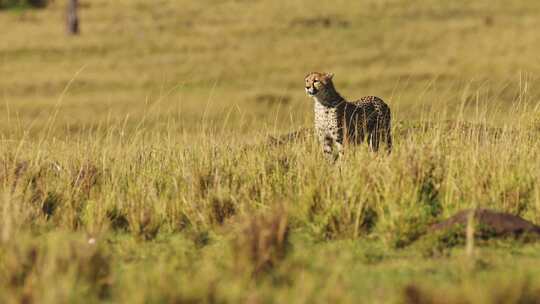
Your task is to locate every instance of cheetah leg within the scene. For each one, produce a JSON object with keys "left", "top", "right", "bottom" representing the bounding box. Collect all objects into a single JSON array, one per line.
[
  {"left": 368, "top": 124, "right": 381, "bottom": 152},
  {"left": 335, "top": 141, "right": 344, "bottom": 159},
  {"left": 323, "top": 135, "right": 333, "bottom": 155},
  {"left": 323, "top": 134, "right": 342, "bottom": 161}
]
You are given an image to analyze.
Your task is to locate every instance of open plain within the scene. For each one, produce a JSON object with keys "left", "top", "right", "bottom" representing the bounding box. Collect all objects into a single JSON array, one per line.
[{"left": 2, "top": 1, "right": 540, "bottom": 303}]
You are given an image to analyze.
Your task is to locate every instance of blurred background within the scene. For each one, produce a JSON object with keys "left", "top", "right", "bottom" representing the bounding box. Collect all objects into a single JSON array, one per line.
[{"left": 1, "top": 0, "right": 540, "bottom": 137}]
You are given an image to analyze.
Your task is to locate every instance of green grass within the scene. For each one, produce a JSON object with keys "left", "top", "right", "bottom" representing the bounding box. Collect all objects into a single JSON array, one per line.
[{"left": 2, "top": 0, "right": 540, "bottom": 303}]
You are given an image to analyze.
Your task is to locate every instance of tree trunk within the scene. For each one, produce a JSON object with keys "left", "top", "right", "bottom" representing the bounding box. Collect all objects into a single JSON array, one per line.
[{"left": 67, "top": 0, "right": 79, "bottom": 35}]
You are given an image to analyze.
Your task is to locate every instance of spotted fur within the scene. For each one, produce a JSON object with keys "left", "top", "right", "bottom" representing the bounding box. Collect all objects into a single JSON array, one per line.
[{"left": 305, "top": 72, "right": 392, "bottom": 158}]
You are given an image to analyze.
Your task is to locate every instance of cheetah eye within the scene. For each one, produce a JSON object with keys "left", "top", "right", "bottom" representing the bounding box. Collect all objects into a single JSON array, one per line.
[{"left": 313, "top": 79, "right": 319, "bottom": 83}]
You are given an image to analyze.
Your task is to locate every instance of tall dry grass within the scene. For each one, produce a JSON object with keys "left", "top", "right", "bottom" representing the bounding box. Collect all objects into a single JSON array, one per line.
[{"left": 2, "top": 0, "right": 540, "bottom": 303}]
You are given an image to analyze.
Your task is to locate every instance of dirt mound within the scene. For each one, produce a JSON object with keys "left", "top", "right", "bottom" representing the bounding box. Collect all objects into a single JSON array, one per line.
[{"left": 430, "top": 209, "right": 540, "bottom": 237}]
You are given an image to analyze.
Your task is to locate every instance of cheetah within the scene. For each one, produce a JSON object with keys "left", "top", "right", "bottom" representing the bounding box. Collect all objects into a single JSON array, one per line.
[{"left": 304, "top": 72, "right": 392, "bottom": 158}]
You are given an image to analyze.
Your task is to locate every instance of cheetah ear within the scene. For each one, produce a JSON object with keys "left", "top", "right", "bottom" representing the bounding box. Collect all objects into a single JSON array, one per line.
[{"left": 325, "top": 72, "right": 334, "bottom": 80}]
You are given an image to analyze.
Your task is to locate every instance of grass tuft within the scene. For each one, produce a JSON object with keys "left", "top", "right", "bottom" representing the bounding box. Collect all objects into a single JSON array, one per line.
[{"left": 233, "top": 208, "right": 290, "bottom": 277}]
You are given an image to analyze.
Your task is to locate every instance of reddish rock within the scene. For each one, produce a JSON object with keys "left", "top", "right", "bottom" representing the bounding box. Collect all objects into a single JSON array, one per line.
[{"left": 430, "top": 209, "right": 540, "bottom": 236}]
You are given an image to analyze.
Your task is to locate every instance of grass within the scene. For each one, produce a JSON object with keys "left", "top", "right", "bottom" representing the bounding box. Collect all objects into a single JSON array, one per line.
[{"left": 2, "top": 0, "right": 540, "bottom": 303}]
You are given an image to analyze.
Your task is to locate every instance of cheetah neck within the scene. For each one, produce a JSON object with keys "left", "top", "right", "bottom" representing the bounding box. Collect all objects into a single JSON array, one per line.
[
  {"left": 313, "top": 96, "right": 343, "bottom": 108},
  {"left": 312, "top": 86, "right": 346, "bottom": 108}
]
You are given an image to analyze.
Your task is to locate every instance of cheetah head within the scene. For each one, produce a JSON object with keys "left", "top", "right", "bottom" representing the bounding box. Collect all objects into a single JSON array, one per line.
[{"left": 305, "top": 72, "right": 334, "bottom": 97}]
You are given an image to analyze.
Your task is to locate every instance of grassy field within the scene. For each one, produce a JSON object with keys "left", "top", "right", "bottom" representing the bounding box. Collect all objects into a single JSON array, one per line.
[{"left": 2, "top": 0, "right": 540, "bottom": 303}]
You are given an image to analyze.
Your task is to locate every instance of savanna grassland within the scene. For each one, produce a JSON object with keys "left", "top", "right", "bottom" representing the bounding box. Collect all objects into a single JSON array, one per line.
[{"left": 2, "top": 0, "right": 540, "bottom": 303}]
